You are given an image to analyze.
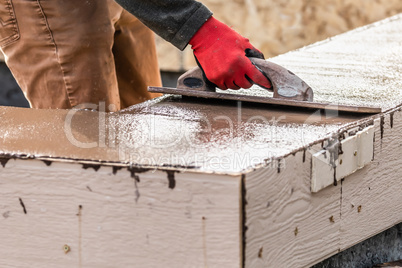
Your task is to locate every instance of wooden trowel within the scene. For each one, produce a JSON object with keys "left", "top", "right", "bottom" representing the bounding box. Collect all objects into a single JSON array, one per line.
[{"left": 148, "top": 57, "right": 381, "bottom": 114}]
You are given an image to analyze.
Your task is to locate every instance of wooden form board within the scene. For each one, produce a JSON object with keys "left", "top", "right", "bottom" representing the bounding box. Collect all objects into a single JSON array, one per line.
[
  {"left": 340, "top": 110, "right": 402, "bottom": 251},
  {"left": 0, "top": 159, "right": 242, "bottom": 267},
  {"left": 1, "top": 110, "right": 401, "bottom": 268},
  {"left": 0, "top": 14, "right": 402, "bottom": 268},
  {"left": 244, "top": 107, "right": 402, "bottom": 267}
]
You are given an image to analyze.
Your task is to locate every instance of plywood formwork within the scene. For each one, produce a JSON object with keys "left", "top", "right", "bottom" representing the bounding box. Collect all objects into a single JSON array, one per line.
[
  {"left": 0, "top": 160, "right": 242, "bottom": 267},
  {"left": 244, "top": 108, "right": 402, "bottom": 267},
  {"left": 0, "top": 14, "right": 402, "bottom": 268}
]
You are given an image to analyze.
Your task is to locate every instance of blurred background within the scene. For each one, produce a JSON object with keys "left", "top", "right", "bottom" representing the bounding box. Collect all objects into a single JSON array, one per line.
[{"left": 1, "top": 0, "right": 401, "bottom": 107}]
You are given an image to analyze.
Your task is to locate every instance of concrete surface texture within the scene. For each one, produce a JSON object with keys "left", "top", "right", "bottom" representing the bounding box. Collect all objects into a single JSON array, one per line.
[
  {"left": 263, "top": 14, "right": 402, "bottom": 110},
  {"left": 157, "top": 1, "right": 402, "bottom": 71},
  {"left": 0, "top": 98, "right": 362, "bottom": 174},
  {"left": 313, "top": 222, "right": 402, "bottom": 268}
]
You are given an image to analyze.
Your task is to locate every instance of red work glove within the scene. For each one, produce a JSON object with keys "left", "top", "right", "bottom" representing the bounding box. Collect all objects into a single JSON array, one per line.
[{"left": 189, "top": 17, "right": 272, "bottom": 90}]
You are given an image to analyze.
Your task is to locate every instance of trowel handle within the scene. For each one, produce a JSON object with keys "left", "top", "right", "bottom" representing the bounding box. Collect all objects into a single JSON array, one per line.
[
  {"left": 177, "top": 65, "right": 216, "bottom": 92},
  {"left": 177, "top": 57, "right": 314, "bottom": 101}
]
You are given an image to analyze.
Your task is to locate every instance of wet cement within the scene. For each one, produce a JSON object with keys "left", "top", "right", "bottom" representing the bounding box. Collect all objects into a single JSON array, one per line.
[
  {"left": 0, "top": 95, "right": 369, "bottom": 174},
  {"left": 222, "top": 15, "right": 402, "bottom": 111},
  {"left": 113, "top": 96, "right": 369, "bottom": 172},
  {"left": 263, "top": 14, "right": 402, "bottom": 111}
]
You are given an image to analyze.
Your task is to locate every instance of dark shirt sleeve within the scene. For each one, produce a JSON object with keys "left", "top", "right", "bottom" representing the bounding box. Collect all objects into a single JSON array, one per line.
[{"left": 114, "top": 0, "right": 213, "bottom": 50}]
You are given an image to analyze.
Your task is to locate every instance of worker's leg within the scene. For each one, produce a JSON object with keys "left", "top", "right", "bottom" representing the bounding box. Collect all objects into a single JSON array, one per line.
[
  {"left": 0, "top": 0, "right": 120, "bottom": 110},
  {"left": 110, "top": 5, "right": 163, "bottom": 109}
]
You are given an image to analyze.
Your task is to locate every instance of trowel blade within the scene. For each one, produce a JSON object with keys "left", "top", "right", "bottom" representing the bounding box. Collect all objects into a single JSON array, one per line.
[{"left": 148, "top": 86, "right": 381, "bottom": 114}]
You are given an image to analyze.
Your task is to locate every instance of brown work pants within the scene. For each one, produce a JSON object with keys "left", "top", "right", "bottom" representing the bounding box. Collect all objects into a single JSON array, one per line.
[{"left": 0, "top": 0, "right": 162, "bottom": 110}]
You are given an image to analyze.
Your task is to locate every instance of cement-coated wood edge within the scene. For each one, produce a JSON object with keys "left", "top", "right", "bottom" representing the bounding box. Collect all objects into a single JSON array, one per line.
[{"left": 2, "top": 105, "right": 398, "bottom": 177}]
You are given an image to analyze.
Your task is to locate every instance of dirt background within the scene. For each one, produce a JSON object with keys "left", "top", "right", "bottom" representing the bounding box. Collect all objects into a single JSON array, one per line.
[{"left": 156, "top": 0, "right": 402, "bottom": 71}]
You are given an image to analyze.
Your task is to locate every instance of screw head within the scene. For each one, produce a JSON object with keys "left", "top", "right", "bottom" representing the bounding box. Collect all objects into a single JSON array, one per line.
[{"left": 63, "top": 244, "right": 71, "bottom": 254}]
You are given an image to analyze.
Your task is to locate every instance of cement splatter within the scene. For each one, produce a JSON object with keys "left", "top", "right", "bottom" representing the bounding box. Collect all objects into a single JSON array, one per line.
[
  {"left": 82, "top": 164, "right": 101, "bottom": 171},
  {"left": 77, "top": 205, "right": 83, "bottom": 268},
  {"left": 42, "top": 160, "right": 52, "bottom": 166},
  {"left": 167, "top": 171, "right": 176, "bottom": 189},
  {"left": 19, "top": 198, "right": 27, "bottom": 214},
  {"left": 112, "top": 166, "right": 122, "bottom": 175},
  {"left": 0, "top": 157, "right": 10, "bottom": 168},
  {"left": 380, "top": 116, "right": 385, "bottom": 139},
  {"left": 130, "top": 169, "right": 143, "bottom": 203}
]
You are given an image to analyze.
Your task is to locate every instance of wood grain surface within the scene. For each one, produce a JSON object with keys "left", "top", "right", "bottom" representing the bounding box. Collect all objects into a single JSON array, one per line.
[
  {"left": 340, "top": 110, "right": 402, "bottom": 251},
  {"left": 0, "top": 160, "right": 242, "bottom": 267},
  {"left": 244, "top": 150, "right": 342, "bottom": 268},
  {"left": 244, "top": 107, "right": 402, "bottom": 267}
]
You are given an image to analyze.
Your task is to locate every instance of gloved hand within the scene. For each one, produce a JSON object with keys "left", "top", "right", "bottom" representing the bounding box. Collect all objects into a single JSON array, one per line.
[{"left": 189, "top": 16, "right": 272, "bottom": 90}]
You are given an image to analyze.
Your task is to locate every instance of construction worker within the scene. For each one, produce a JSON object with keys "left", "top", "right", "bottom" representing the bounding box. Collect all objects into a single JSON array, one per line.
[{"left": 0, "top": 0, "right": 271, "bottom": 111}]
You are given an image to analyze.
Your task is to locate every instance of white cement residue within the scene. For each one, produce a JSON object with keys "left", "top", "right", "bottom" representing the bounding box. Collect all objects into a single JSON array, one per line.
[
  {"left": 108, "top": 107, "right": 341, "bottom": 173},
  {"left": 217, "top": 15, "right": 402, "bottom": 111},
  {"left": 268, "top": 15, "right": 402, "bottom": 110}
]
